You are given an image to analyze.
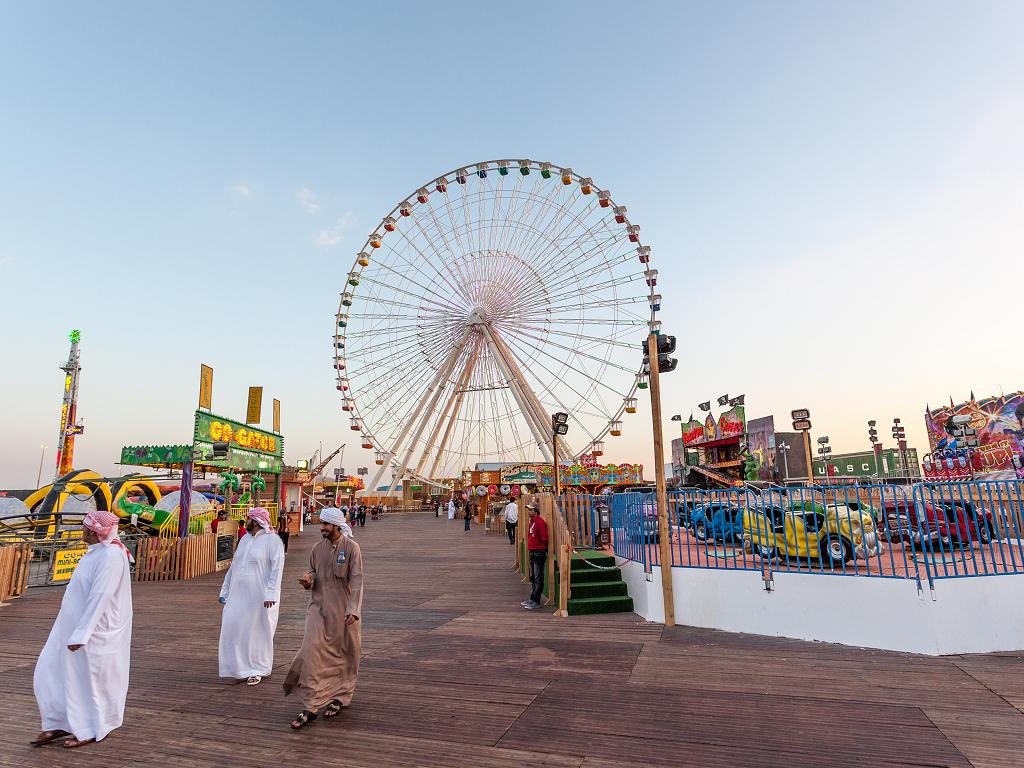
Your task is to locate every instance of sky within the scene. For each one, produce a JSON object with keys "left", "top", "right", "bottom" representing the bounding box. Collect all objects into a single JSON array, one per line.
[{"left": 1, "top": 1, "right": 1022, "bottom": 488}]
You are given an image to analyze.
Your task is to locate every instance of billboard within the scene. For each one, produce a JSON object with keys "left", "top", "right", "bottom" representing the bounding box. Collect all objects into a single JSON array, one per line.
[
  {"left": 926, "top": 392, "right": 1024, "bottom": 479},
  {"left": 681, "top": 418, "right": 704, "bottom": 446},
  {"left": 718, "top": 405, "right": 746, "bottom": 439},
  {"left": 194, "top": 411, "right": 283, "bottom": 458},
  {"left": 703, "top": 413, "right": 717, "bottom": 442},
  {"left": 746, "top": 415, "right": 776, "bottom": 482},
  {"left": 246, "top": 386, "right": 263, "bottom": 425},
  {"left": 199, "top": 364, "right": 213, "bottom": 410}
]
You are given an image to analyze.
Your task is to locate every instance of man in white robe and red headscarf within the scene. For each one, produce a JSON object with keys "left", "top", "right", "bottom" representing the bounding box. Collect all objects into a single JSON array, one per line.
[
  {"left": 218, "top": 507, "right": 285, "bottom": 686},
  {"left": 32, "top": 509, "right": 133, "bottom": 749}
]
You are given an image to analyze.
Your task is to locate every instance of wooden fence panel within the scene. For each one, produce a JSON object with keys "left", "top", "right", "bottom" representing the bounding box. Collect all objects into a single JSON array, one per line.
[
  {"left": 0, "top": 544, "right": 31, "bottom": 604},
  {"left": 135, "top": 534, "right": 216, "bottom": 582}
]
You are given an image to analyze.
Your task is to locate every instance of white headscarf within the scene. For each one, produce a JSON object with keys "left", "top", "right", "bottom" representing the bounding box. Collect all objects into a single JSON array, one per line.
[{"left": 319, "top": 507, "right": 354, "bottom": 537}]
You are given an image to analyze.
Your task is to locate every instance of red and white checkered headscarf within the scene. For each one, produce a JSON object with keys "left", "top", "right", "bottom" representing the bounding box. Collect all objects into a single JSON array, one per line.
[
  {"left": 84, "top": 509, "right": 131, "bottom": 560},
  {"left": 247, "top": 507, "right": 273, "bottom": 533}
]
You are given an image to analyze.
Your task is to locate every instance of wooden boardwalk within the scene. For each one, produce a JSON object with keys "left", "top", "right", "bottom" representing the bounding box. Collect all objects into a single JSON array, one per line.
[{"left": 2, "top": 513, "right": 1024, "bottom": 767}]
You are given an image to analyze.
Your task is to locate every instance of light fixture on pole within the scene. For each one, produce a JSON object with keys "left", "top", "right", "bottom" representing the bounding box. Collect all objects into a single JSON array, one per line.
[
  {"left": 551, "top": 412, "right": 569, "bottom": 495},
  {"left": 778, "top": 441, "right": 791, "bottom": 482},
  {"left": 816, "top": 435, "right": 832, "bottom": 478}
]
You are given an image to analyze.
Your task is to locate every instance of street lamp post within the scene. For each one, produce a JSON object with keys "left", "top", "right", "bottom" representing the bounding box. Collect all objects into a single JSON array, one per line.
[
  {"left": 868, "top": 420, "right": 881, "bottom": 477},
  {"left": 551, "top": 412, "right": 569, "bottom": 496},
  {"left": 816, "top": 435, "right": 832, "bottom": 479},
  {"left": 36, "top": 445, "right": 47, "bottom": 488},
  {"left": 778, "top": 441, "right": 790, "bottom": 482}
]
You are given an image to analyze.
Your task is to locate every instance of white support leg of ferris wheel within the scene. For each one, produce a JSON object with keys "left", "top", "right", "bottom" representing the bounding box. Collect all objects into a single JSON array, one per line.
[
  {"left": 384, "top": 328, "right": 475, "bottom": 496},
  {"left": 488, "top": 327, "right": 573, "bottom": 458},
  {"left": 367, "top": 328, "right": 472, "bottom": 495},
  {"left": 481, "top": 325, "right": 554, "bottom": 464},
  {"left": 418, "top": 337, "right": 480, "bottom": 481}
]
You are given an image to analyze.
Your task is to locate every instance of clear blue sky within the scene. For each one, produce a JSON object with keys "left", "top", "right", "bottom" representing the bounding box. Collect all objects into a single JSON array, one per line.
[{"left": 2, "top": 2, "right": 1022, "bottom": 486}]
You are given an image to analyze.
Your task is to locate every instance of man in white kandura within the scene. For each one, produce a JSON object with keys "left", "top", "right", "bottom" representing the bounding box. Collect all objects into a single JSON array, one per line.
[
  {"left": 32, "top": 509, "right": 133, "bottom": 749},
  {"left": 218, "top": 507, "right": 285, "bottom": 686},
  {"left": 447, "top": 496, "right": 457, "bottom": 520}
]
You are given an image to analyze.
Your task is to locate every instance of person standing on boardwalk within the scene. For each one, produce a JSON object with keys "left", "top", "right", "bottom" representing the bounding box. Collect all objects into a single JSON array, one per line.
[
  {"left": 463, "top": 498, "right": 473, "bottom": 531},
  {"left": 218, "top": 507, "right": 285, "bottom": 687},
  {"left": 283, "top": 507, "right": 363, "bottom": 730},
  {"left": 447, "top": 496, "right": 457, "bottom": 520},
  {"left": 32, "top": 510, "right": 133, "bottom": 749},
  {"left": 522, "top": 503, "right": 548, "bottom": 610},
  {"left": 502, "top": 498, "right": 519, "bottom": 545},
  {"left": 277, "top": 506, "right": 291, "bottom": 553}
]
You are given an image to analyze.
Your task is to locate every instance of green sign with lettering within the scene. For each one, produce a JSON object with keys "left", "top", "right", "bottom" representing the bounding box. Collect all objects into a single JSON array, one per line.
[{"left": 193, "top": 411, "right": 283, "bottom": 458}]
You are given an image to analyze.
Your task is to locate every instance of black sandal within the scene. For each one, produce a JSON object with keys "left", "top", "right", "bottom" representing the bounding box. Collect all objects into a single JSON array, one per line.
[
  {"left": 322, "top": 699, "right": 343, "bottom": 718},
  {"left": 290, "top": 710, "right": 318, "bottom": 730},
  {"left": 30, "top": 730, "right": 69, "bottom": 747}
]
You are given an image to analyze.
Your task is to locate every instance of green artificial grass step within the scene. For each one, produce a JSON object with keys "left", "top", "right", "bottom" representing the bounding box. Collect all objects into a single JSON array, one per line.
[
  {"left": 568, "top": 566, "right": 621, "bottom": 583},
  {"left": 571, "top": 550, "right": 616, "bottom": 568},
  {"left": 569, "top": 580, "right": 629, "bottom": 599},
  {"left": 567, "top": 594, "right": 635, "bottom": 616}
]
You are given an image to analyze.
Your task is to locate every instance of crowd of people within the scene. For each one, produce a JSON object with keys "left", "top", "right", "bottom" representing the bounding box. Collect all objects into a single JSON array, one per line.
[
  {"left": 30, "top": 504, "right": 365, "bottom": 748},
  {"left": 30, "top": 493, "right": 550, "bottom": 749}
]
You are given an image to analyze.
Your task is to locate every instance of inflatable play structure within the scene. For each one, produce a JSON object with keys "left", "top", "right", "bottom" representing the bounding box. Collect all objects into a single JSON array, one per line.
[{"left": 0, "top": 470, "right": 211, "bottom": 541}]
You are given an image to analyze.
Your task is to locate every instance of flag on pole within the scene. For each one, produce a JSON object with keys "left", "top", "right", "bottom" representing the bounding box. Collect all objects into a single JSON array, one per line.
[
  {"left": 717, "top": 394, "right": 729, "bottom": 406},
  {"left": 698, "top": 401, "right": 711, "bottom": 411},
  {"left": 728, "top": 394, "right": 745, "bottom": 406},
  {"left": 670, "top": 415, "right": 682, "bottom": 421}
]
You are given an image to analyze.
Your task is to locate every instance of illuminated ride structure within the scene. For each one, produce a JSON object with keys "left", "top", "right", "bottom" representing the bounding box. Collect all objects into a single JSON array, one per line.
[
  {"left": 54, "top": 330, "right": 85, "bottom": 479},
  {"left": 335, "top": 159, "right": 661, "bottom": 494}
]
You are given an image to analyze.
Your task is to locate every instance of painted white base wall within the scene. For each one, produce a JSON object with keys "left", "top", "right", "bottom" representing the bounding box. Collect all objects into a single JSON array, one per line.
[{"left": 616, "top": 557, "right": 1024, "bottom": 655}]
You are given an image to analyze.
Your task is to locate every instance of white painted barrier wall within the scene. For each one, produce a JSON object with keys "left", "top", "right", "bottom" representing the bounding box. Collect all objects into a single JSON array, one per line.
[{"left": 616, "top": 557, "right": 1024, "bottom": 655}]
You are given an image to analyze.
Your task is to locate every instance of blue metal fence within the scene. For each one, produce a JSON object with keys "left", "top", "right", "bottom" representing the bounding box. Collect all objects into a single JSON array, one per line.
[{"left": 606, "top": 480, "right": 1024, "bottom": 584}]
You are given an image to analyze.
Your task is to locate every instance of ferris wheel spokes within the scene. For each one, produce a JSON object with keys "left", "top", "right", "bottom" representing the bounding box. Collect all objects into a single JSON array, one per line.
[
  {"left": 367, "top": 326, "right": 473, "bottom": 495},
  {"left": 418, "top": 338, "right": 481, "bottom": 480}
]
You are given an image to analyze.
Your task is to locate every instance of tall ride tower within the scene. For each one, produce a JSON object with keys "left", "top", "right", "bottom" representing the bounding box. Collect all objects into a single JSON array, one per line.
[{"left": 54, "top": 329, "right": 84, "bottom": 479}]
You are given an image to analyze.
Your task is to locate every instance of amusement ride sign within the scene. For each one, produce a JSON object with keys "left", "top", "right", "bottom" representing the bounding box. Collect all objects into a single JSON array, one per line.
[{"left": 193, "top": 411, "right": 284, "bottom": 472}]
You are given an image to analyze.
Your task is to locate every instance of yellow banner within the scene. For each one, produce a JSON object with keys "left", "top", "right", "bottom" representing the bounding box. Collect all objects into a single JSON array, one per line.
[
  {"left": 53, "top": 547, "right": 86, "bottom": 582},
  {"left": 199, "top": 364, "right": 214, "bottom": 410},
  {"left": 246, "top": 386, "right": 263, "bottom": 425},
  {"left": 273, "top": 398, "right": 281, "bottom": 433}
]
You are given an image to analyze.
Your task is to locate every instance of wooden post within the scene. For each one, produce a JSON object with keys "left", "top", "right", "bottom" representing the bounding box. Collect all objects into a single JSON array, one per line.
[
  {"left": 802, "top": 429, "right": 814, "bottom": 485},
  {"left": 647, "top": 333, "right": 676, "bottom": 627},
  {"left": 540, "top": 493, "right": 556, "bottom": 606}
]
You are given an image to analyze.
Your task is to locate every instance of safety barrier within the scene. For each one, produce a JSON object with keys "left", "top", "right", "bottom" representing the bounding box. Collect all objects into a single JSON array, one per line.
[
  {"left": 609, "top": 480, "right": 1024, "bottom": 587},
  {"left": 135, "top": 533, "right": 217, "bottom": 581},
  {"left": 561, "top": 494, "right": 600, "bottom": 550},
  {"left": 0, "top": 543, "right": 30, "bottom": 603}
]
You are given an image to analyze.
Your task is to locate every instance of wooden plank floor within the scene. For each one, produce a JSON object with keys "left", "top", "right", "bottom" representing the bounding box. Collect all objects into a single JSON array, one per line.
[{"left": 1, "top": 514, "right": 1023, "bottom": 767}]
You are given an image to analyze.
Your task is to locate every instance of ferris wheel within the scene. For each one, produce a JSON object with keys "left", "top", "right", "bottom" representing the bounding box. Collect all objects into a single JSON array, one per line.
[{"left": 334, "top": 159, "right": 662, "bottom": 494}]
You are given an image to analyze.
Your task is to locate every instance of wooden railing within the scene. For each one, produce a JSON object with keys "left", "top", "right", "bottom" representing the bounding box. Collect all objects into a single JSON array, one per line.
[
  {"left": 135, "top": 533, "right": 216, "bottom": 581},
  {"left": 515, "top": 493, "right": 571, "bottom": 617},
  {"left": 0, "top": 543, "right": 30, "bottom": 604}
]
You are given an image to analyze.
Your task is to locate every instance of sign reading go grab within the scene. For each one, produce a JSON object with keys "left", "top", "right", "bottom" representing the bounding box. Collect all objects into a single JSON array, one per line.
[{"left": 52, "top": 546, "right": 87, "bottom": 582}]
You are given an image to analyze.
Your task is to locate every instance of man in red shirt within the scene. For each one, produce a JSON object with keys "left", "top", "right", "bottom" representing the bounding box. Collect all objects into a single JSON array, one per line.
[{"left": 523, "top": 503, "right": 548, "bottom": 610}]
